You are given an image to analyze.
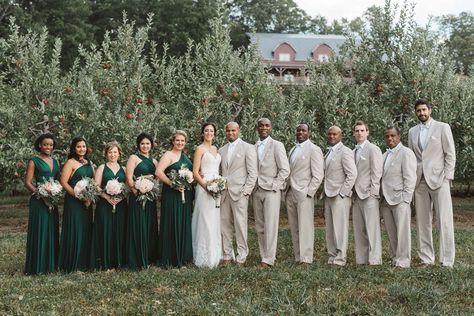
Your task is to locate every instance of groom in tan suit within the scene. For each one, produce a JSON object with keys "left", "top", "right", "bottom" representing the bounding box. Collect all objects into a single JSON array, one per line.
[
  {"left": 253, "top": 118, "right": 290, "bottom": 268},
  {"left": 285, "top": 123, "right": 324, "bottom": 264},
  {"left": 219, "top": 122, "right": 258, "bottom": 265},
  {"left": 408, "top": 99, "right": 456, "bottom": 267},
  {"left": 352, "top": 121, "right": 383, "bottom": 265},
  {"left": 381, "top": 126, "right": 417, "bottom": 268},
  {"left": 323, "top": 126, "right": 357, "bottom": 266}
]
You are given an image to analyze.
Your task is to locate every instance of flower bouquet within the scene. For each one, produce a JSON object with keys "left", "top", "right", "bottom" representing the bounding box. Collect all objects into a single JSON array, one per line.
[
  {"left": 168, "top": 165, "right": 194, "bottom": 203},
  {"left": 104, "top": 178, "right": 130, "bottom": 213},
  {"left": 134, "top": 175, "right": 160, "bottom": 209},
  {"left": 206, "top": 176, "right": 227, "bottom": 208},
  {"left": 35, "top": 177, "right": 63, "bottom": 212},
  {"left": 74, "top": 177, "right": 100, "bottom": 204}
]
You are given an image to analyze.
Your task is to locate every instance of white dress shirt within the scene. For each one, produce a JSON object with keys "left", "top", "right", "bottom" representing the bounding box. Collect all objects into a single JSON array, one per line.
[
  {"left": 227, "top": 138, "right": 241, "bottom": 164},
  {"left": 354, "top": 140, "right": 367, "bottom": 163},
  {"left": 418, "top": 119, "right": 432, "bottom": 151},
  {"left": 290, "top": 139, "right": 309, "bottom": 163},
  {"left": 256, "top": 136, "right": 271, "bottom": 161},
  {"left": 384, "top": 142, "right": 402, "bottom": 170}
]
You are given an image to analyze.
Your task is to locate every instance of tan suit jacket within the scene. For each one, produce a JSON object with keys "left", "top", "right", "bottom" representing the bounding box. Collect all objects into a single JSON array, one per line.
[
  {"left": 255, "top": 137, "right": 290, "bottom": 191},
  {"left": 219, "top": 139, "right": 258, "bottom": 201},
  {"left": 324, "top": 143, "right": 357, "bottom": 197},
  {"left": 381, "top": 144, "right": 417, "bottom": 206},
  {"left": 353, "top": 141, "right": 383, "bottom": 199},
  {"left": 408, "top": 119, "right": 456, "bottom": 189},
  {"left": 287, "top": 140, "right": 324, "bottom": 198}
]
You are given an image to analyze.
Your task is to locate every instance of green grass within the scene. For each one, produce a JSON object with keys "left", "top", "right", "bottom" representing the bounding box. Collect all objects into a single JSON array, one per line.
[{"left": 1, "top": 198, "right": 473, "bottom": 314}]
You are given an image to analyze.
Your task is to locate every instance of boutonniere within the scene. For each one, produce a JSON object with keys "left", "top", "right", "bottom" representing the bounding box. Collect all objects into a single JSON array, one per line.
[
  {"left": 236, "top": 153, "right": 241, "bottom": 158},
  {"left": 431, "top": 136, "right": 437, "bottom": 140},
  {"left": 360, "top": 156, "right": 366, "bottom": 161},
  {"left": 301, "top": 155, "right": 306, "bottom": 160}
]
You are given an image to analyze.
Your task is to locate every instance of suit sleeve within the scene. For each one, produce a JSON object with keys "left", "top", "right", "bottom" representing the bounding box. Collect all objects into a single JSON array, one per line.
[
  {"left": 369, "top": 145, "right": 383, "bottom": 197},
  {"left": 340, "top": 147, "right": 357, "bottom": 196},
  {"left": 408, "top": 128, "right": 414, "bottom": 151},
  {"left": 442, "top": 123, "right": 456, "bottom": 180},
  {"left": 272, "top": 141, "right": 290, "bottom": 191},
  {"left": 243, "top": 143, "right": 258, "bottom": 195},
  {"left": 402, "top": 148, "right": 417, "bottom": 203},
  {"left": 307, "top": 145, "right": 324, "bottom": 198}
]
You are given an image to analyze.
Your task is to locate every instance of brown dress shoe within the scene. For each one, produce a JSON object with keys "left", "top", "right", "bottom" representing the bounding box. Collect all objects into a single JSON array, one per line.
[{"left": 257, "top": 262, "right": 271, "bottom": 269}]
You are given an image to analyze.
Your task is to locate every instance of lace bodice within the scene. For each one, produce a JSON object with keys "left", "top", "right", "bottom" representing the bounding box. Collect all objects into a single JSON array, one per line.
[{"left": 200, "top": 151, "right": 221, "bottom": 180}]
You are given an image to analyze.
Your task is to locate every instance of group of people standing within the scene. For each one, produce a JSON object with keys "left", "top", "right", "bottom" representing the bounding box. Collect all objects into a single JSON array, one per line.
[{"left": 23, "top": 98, "right": 456, "bottom": 275}]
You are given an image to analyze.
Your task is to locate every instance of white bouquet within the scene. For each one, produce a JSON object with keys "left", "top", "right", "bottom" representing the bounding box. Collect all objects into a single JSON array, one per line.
[
  {"left": 206, "top": 176, "right": 227, "bottom": 208},
  {"left": 74, "top": 177, "right": 100, "bottom": 204},
  {"left": 134, "top": 175, "right": 160, "bottom": 209},
  {"left": 168, "top": 165, "right": 194, "bottom": 203},
  {"left": 35, "top": 177, "right": 63, "bottom": 211},
  {"left": 104, "top": 178, "right": 130, "bottom": 213}
]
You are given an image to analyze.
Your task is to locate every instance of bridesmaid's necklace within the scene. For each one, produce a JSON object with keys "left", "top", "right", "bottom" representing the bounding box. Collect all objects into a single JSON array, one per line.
[{"left": 76, "top": 157, "right": 88, "bottom": 165}]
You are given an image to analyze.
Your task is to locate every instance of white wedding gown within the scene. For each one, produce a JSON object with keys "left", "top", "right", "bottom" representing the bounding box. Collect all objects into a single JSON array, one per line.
[{"left": 192, "top": 151, "right": 222, "bottom": 268}]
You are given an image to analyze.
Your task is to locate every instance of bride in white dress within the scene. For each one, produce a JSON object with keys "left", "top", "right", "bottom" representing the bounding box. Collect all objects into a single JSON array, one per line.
[{"left": 192, "top": 123, "right": 222, "bottom": 268}]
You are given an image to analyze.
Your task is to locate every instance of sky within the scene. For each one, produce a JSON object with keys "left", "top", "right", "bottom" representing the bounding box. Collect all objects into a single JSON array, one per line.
[{"left": 294, "top": 0, "right": 474, "bottom": 26}]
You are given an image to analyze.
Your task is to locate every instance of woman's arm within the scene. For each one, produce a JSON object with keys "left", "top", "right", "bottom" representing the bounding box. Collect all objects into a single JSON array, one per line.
[
  {"left": 193, "top": 146, "right": 207, "bottom": 189},
  {"left": 24, "top": 160, "right": 36, "bottom": 194},
  {"left": 126, "top": 155, "right": 138, "bottom": 195},
  {"left": 60, "top": 160, "right": 76, "bottom": 197}
]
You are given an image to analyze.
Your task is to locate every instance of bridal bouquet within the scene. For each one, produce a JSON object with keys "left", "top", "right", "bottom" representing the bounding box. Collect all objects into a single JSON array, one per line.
[
  {"left": 206, "top": 176, "right": 227, "bottom": 208},
  {"left": 134, "top": 175, "right": 160, "bottom": 209},
  {"left": 35, "top": 177, "right": 63, "bottom": 211},
  {"left": 104, "top": 178, "right": 130, "bottom": 213},
  {"left": 74, "top": 177, "right": 100, "bottom": 204},
  {"left": 168, "top": 165, "right": 194, "bottom": 203}
]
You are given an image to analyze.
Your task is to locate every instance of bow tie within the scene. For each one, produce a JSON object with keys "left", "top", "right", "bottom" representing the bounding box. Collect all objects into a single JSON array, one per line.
[
  {"left": 387, "top": 148, "right": 394, "bottom": 154},
  {"left": 420, "top": 124, "right": 430, "bottom": 129},
  {"left": 257, "top": 140, "right": 264, "bottom": 146},
  {"left": 355, "top": 144, "right": 362, "bottom": 150},
  {"left": 295, "top": 143, "right": 302, "bottom": 148}
]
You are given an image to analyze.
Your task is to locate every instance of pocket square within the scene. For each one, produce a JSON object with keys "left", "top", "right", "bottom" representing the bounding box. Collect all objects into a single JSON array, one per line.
[
  {"left": 431, "top": 136, "right": 437, "bottom": 140},
  {"left": 301, "top": 156, "right": 306, "bottom": 160},
  {"left": 360, "top": 156, "right": 366, "bottom": 161},
  {"left": 236, "top": 154, "right": 241, "bottom": 158}
]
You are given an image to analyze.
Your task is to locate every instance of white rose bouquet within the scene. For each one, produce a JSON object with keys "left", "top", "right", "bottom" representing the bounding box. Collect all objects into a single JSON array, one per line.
[
  {"left": 134, "top": 175, "right": 160, "bottom": 209},
  {"left": 74, "top": 177, "right": 100, "bottom": 204},
  {"left": 168, "top": 165, "right": 194, "bottom": 203},
  {"left": 206, "top": 176, "right": 227, "bottom": 208},
  {"left": 104, "top": 178, "right": 130, "bottom": 213},
  {"left": 35, "top": 177, "right": 63, "bottom": 212}
]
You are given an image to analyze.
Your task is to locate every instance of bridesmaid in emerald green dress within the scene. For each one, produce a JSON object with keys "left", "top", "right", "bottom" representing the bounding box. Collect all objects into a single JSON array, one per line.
[
  {"left": 24, "top": 133, "right": 60, "bottom": 275},
  {"left": 59, "top": 136, "right": 94, "bottom": 272},
  {"left": 125, "top": 133, "right": 159, "bottom": 270},
  {"left": 156, "top": 130, "right": 193, "bottom": 268},
  {"left": 90, "top": 141, "right": 128, "bottom": 270}
]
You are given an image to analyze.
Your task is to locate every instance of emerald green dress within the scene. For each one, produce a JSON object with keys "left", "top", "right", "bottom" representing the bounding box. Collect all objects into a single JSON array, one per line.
[
  {"left": 90, "top": 164, "right": 127, "bottom": 270},
  {"left": 157, "top": 154, "right": 193, "bottom": 268},
  {"left": 126, "top": 154, "right": 159, "bottom": 270},
  {"left": 24, "top": 157, "right": 60, "bottom": 275},
  {"left": 58, "top": 162, "right": 94, "bottom": 273}
]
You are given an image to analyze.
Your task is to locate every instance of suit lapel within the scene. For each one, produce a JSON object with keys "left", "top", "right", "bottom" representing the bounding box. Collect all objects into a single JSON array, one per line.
[
  {"left": 289, "top": 145, "right": 297, "bottom": 168},
  {"left": 259, "top": 138, "right": 273, "bottom": 167},
  {"left": 325, "top": 145, "right": 340, "bottom": 170},
  {"left": 424, "top": 120, "right": 436, "bottom": 151}
]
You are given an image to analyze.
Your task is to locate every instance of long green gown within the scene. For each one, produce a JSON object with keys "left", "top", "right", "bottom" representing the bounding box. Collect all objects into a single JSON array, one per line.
[
  {"left": 90, "top": 164, "right": 127, "bottom": 270},
  {"left": 157, "top": 154, "right": 193, "bottom": 268},
  {"left": 58, "top": 162, "right": 93, "bottom": 273},
  {"left": 126, "top": 154, "right": 159, "bottom": 270},
  {"left": 24, "top": 156, "right": 60, "bottom": 275}
]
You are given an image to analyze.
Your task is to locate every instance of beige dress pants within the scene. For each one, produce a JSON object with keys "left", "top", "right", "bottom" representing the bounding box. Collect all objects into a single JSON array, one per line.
[
  {"left": 381, "top": 200, "right": 411, "bottom": 267},
  {"left": 286, "top": 188, "right": 315, "bottom": 263},
  {"left": 325, "top": 195, "right": 352, "bottom": 266},
  {"left": 220, "top": 192, "right": 250, "bottom": 263},
  {"left": 352, "top": 196, "right": 382, "bottom": 265},
  {"left": 415, "top": 179, "right": 455, "bottom": 266},
  {"left": 253, "top": 187, "right": 281, "bottom": 265}
]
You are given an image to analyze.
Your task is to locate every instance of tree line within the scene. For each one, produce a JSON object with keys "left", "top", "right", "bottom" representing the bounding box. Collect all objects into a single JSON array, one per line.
[{"left": 1, "top": 0, "right": 471, "bottom": 73}]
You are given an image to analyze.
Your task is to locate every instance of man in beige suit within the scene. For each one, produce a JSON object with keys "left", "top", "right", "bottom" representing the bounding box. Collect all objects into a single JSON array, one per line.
[
  {"left": 323, "top": 126, "right": 357, "bottom": 266},
  {"left": 285, "top": 123, "right": 324, "bottom": 264},
  {"left": 381, "top": 126, "right": 417, "bottom": 268},
  {"left": 219, "top": 122, "right": 258, "bottom": 265},
  {"left": 253, "top": 118, "right": 290, "bottom": 268},
  {"left": 408, "top": 99, "right": 456, "bottom": 267},
  {"left": 352, "top": 121, "right": 383, "bottom": 265}
]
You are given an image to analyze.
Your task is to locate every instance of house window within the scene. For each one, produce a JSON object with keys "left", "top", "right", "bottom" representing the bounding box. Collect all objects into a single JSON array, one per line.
[
  {"left": 283, "top": 74, "right": 294, "bottom": 82},
  {"left": 318, "top": 54, "right": 329, "bottom": 62},
  {"left": 279, "top": 53, "right": 290, "bottom": 62}
]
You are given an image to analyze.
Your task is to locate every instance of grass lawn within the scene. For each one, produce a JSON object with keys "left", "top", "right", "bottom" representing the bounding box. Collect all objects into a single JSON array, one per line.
[{"left": 0, "top": 196, "right": 473, "bottom": 314}]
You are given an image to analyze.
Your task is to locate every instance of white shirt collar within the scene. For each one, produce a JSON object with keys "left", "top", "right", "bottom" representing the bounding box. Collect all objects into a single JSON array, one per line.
[
  {"left": 387, "top": 142, "right": 402, "bottom": 153},
  {"left": 296, "top": 139, "right": 309, "bottom": 148},
  {"left": 257, "top": 136, "right": 272, "bottom": 146},
  {"left": 229, "top": 138, "right": 240, "bottom": 147},
  {"left": 419, "top": 118, "right": 433, "bottom": 129}
]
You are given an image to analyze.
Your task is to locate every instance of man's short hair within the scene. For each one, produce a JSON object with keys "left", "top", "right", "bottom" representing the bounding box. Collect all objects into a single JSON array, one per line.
[
  {"left": 352, "top": 120, "right": 369, "bottom": 131},
  {"left": 414, "top": 99, "right": 432, "bottom": 109},
  {"left": 385, "top": 126, "right": 401, "bottom": 136}
]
